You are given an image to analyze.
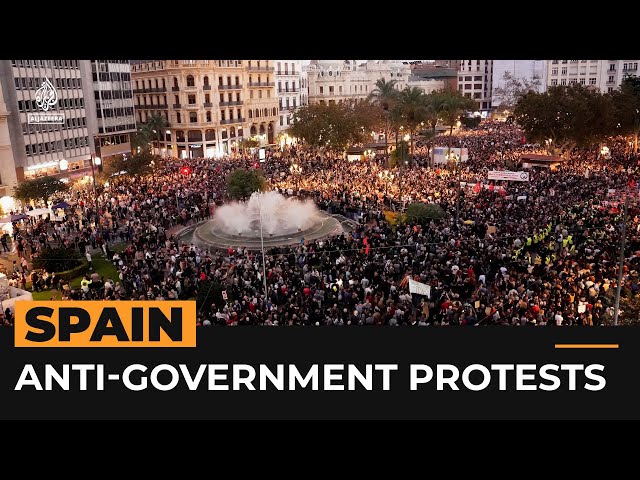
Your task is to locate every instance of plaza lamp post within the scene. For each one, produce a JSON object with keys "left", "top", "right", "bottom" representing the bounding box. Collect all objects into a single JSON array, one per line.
[
  {"left": 398, "top": 134, "right": 410, "bottom": 219},
  {"left": 448, "top": 152, "right": 461, "bottom": 224},
  {"left": 89, "top": 155, "right": 101, "bottom": 232},
  {"left": 166, "top": 130, "right": 171, "bottom": 158},
  {"left": 290, "top": 163, "right": 303, "bottom": 191},
  {"left": 378, "top": 169, "right": 394, "bottom": 200}
]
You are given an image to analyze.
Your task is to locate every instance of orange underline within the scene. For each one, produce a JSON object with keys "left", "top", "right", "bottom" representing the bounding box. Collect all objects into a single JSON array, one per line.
[{"left": 554, "top": 344, "right": 619, "bottom": 349}]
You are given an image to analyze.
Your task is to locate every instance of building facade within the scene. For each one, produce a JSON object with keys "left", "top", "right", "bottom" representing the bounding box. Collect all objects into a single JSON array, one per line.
[
  {"left": 306, "top": 60, "right": 411, "bottom": 105},
  {"left": 457, "top": 60, "right": 494, "bottom": 112},
  {"left": 546, "top": 60, "right": 640, "bottom": 93},
  {"left": 0, "top": 60, "right": 96, "bottom": 189},
  {"left": 275, "top": 60, "right": 307, "bottom": 136},
  {"left": 491, "top": 60, "right": 547, "bottom": 108},
  {"left": 410, "top": 64, "right": 458, "bottom": 91},
  {"left": 90, "top": 60, "right": 136, "bottom": 162},
  {"left": 131, "top": 60, "right": 279, "bottom": 158},
  {"left": 0, "top": 79, "right": 16, "bottom": 202}
]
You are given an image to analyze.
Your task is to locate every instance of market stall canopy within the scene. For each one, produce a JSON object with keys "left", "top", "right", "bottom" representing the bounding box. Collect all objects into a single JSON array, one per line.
[
  {"left": 0, "top": 213, "right": 29, "bottom": 223},
  {"left": 25, "top": 208, "right": 51, "bottom": 217}
]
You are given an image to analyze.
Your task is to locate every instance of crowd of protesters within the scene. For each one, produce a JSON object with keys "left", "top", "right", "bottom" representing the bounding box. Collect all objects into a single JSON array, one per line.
[{"left": 3, "top": 119, "right": 640, "bottom": 327}]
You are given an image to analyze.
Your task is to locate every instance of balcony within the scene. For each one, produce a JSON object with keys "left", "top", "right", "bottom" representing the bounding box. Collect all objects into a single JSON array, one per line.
[
  {"left": 154, "top": 104, "right": 168, "bottom": 109},
  {"left": 185, "top": 103, "right": 199, "bottom": 109},
  {"left": 624, "top": 66, "right": 638, "bottom": 72},
  {"left": 203, "top": 102, "right": 213, "bottom": 108},
  {"left": 173, "top": 103, "right": 181, "bottom": 108},
  {"left": 203, "top": 85, "right": 211, "bottom": 90},
  {"left": 278, "top": 88, "right": 299, "bottom": 93},
  {"left": 171, "top": 86, "right": 180, "bottom": 91},
  {"left": 276, "top": 71, "right": 297, "bottom": 76},
  {"left": 218, "top": 84, "right": 242, "bottom": 90},
  {"left": 145, "top": 87, "right": 166, "bottom": 93},
  {"left": 219, "top": 100, "right": 244, "bottom": 106},
  {"left": 248, "top": 82, "right": 275, "bottom": 87},
  {"left": 247, "top": 66, "right": 273, "bottom": 72},
  {"left": 220, "top": 117, "right": 245, "bottom": 125},
  {"left": 183, "top": 84, "right": 197, "bottom": 91},
  {"left": 134, "top": 104, "right": 147, "bottom": 109}
]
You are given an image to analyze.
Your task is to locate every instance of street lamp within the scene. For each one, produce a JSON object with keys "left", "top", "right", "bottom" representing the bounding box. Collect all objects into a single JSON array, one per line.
[
  {"left": 59, "top": 159, "right": 68, "bottom": 171},
  {"left": 378, "top": 169, "right": 394, "bottom": 198},
  {"left": 89, "top": 155, "right": 101, "bottom": 233},
  {"left": 165, "top": 130, "right": 171, "bottom": 158},
  {"left": 290, "top": 163, "right": 303, "bottom": 191}
]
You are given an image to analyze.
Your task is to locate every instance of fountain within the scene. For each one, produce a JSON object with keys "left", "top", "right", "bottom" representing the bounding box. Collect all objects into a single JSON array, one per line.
[{"left": 182, "top": 191, "right": 348, "bottom": 249}]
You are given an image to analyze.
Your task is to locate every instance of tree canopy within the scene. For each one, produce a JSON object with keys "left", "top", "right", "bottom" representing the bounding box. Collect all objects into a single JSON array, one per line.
[
  {"left": 100, "top": 151, "right": 158, "bottom": 181},
  {"left": 514, "top": 84, "right": 615, "bottom": 150},
  {"left": 289, "top": 100, "right": 380, "bottom": 150},
  {"left": 13, "top": 176, "right": 69, "bottom": 204},
  {"left": 227, "top": 168, "right": 267, "bottom": 200},
  {"left": 493, "top": 71, "right": 542, "bottom": 108}
]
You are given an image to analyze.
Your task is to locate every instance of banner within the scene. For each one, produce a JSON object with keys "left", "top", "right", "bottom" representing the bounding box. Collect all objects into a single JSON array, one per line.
[
  {"left": 408, "top": 279, "right": 431, "bottom": 297},
  {"left": 488, "top": 171, "right": 530, "bottom": 182}
]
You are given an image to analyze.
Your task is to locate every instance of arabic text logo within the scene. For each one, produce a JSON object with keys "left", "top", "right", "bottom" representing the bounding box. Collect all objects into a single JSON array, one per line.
[{"left": 35, "top": 78, "right": 58, "bottom": 112}]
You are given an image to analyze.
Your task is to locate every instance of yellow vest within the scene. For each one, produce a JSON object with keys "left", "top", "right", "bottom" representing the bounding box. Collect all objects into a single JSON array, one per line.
[
  {"left": 562, "top": 238, "right": 569, "bottom": 247},
  {"left": 526, "top": 237, "right": 532, "bottom": 246},
  {"left": 567, "top": 235, "right": 573, "bottom": 245}
]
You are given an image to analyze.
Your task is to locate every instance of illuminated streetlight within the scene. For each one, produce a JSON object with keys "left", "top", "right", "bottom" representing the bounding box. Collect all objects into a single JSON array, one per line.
[
  {"left": 59, "top": 159, "right": 68, "bottom": 171},
  {"left": 94, "top": 156, "right": 101, "bottom": 166}
]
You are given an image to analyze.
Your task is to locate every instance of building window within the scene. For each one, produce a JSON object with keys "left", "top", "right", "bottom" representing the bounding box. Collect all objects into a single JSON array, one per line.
[
  {"left": 465, "top": 76, "right": 472, "bottom": 81},
  {"left": 608, "top": 87, "right": 613, "bottom": 93},
  {"left": 551, "top": 79, "right": 558, "bottom": 86},
  {"left": 551, "top": 68, "right": 558, "bottom": 75},
  {"left": 319, "top": 86, "right": 324, "bottom": 94},
  {"left": 188, "top": 94, "right": 196, "bottom": 105},
  {"left": 173, "top": 77, "right": 178, "bottom": 88},
  {"left": 609, "top": 75, "right": 615, "bottom": 82},
  {"left": 329, "top": 86, "right": 334, "bottom": 94},
  {"left": 589, "top": 78, "right": 596, "bottom": 85},
  {"left": 186, "top": 75, "right": 195, "bottom": 87},
  {"left": 464, "top": 84, "right": 471, "bottom": 90},
  {"left": 287, "top": 116, "right": 291, "bottom": 125},
  {"left": 221, "top": 111, "right": 226, "bottom": 121},
  {"left": 580, "top": 78, "right": 586, "bottom": 85},
  {"left": 206, "top": 111, "right": 211, "bottom": 122},
  {"left": 609, "top": 64, "right": 616, "bottom": 71},
  {"left": 560, "top": 79, "right": 566, "bottom": 86},
  {"left": 561, "top": 67, "right": 567, "bottom": 75},
  {"left": 177, "top": 113, "right": 181, "bottom": 123},
  {"left": 279, "top": 116, "right": 283, "bottom": 126},
  {"left": 258, "top": 90, "right": 263, "bottom": 99},
  {"left": 250, "top": 90, "right": 254, "bottom": 99}
]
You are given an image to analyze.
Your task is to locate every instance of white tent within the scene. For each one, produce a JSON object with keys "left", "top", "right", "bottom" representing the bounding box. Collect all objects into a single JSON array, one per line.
[{"left": 25, "top": 208, "right": 51, "bottom": 217}]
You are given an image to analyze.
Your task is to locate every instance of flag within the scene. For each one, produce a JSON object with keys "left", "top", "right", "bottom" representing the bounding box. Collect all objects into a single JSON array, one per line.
[
  {"left": 473, "top": 182, "right": 481, "bottom": 193},
  {"left": 365, "top": 244, "right": 370, "bottom": 255},
  {"left": 408, "top": 278, "right": 431, "bottom": 297}
]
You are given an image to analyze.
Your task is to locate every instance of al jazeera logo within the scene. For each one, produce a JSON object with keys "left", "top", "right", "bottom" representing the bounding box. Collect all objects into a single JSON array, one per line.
[
  {"left": 14, "top": 301, "right": 197, "bottom": 347},
  {"left": 28, "top": 78, "right": 65, "bottom": 125}
]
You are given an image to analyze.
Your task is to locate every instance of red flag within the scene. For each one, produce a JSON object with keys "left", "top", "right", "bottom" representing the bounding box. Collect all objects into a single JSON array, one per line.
[
  {"left": 473, "top": 182, "right": 481, "bottom": 193},
  {"left": 365, "top": 244, "right": 370, "bottom": 255}
]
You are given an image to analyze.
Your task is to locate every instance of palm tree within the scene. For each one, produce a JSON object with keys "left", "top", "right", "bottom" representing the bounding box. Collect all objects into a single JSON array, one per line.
[
  {"left": 368, "top": 78, "right": 399, "bottom": 163},
  {"left": 146, "top": 113, "right": 169, "bottom": 154},
  {"left": 397, "top": 86, "right": 427, "bottom": 161},
  {"left": 439, "top": 91, "right": 477, "bottom": 136},
  {"left": 130, "top": 123, "right": 153, "bottom": 153}
]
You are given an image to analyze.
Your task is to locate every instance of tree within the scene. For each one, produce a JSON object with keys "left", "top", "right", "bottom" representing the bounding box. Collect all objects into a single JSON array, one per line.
[
  {"left": 515, "top": 84, "right": 616, "bottom": 153},
  {"left": 397, "top": 86, "right": 428, "bottom": 158},
  {"left": 32, "top": 247, "right": 82, "bottom": 273},
  {"left": 145, "top": 113, "right": 170, "bottom": 154},
  {"left": 130, "top": 123, "right": 153, "bottom": 153},
  {"left": 611, "top": 75, "right": 640, "bottom": 154},
  {"left": 438, "top": 91, "right": 478, "bottom": 135},
  {"left": 405, "top": 203, "right": 446, "bottom": 225},
  {"left": 227, "top": 168, "right": 267, "bottom": 200},
  {"left": 100, "top": 151, "right": 156, "bottom": 181},
  {"left": 289, "top": 101, "right": 378, "bottom": 150},
  {"left": 13, "top": 176, "right": 69, "bottom": 204},
  {"left": 492, "top": 71, "right": 542, "bottom": 108},
  {"left": 368, "top": 78, "right": 399, "bottom": 161},
  {"left": 390, "top": 140, "right": 410, "bottom": 167}
]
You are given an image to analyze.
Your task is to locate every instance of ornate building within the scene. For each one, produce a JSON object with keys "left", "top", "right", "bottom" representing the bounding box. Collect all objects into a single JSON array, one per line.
[{"left": 131, "top": 60, "right": 278, "bottom": 158}]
